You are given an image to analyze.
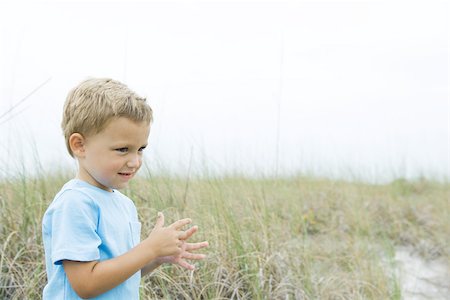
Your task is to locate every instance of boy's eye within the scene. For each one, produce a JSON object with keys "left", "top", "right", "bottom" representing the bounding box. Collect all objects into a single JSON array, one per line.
[
  {"left": 138, "top": 146, "right": 147, "bottom": 152},
  {"left": 115, "top": 147, "right": 128, "bottom": 153}
]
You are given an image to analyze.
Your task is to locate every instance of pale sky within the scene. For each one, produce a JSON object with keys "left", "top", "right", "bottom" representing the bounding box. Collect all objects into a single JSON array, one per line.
[{"left": 0, "top": 0, "right": 448, "bottom": 181}]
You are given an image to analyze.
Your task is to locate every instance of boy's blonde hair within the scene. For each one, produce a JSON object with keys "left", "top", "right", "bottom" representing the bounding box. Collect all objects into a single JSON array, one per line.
[{"left": 62, "top": 78, "right": 153, "bottom": 157}]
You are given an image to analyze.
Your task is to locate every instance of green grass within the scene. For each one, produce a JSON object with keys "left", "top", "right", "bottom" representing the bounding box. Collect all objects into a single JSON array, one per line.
[{"left": 0, "top": 173, "right": 448, "bottom": 299}]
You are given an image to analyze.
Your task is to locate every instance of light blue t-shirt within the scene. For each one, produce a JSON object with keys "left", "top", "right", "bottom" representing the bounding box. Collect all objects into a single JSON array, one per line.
[{"left": 42, "top": 179, "right": 142, "bottom": 299}]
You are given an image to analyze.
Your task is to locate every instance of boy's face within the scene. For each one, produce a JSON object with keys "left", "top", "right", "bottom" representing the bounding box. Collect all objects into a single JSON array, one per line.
[{"left": 75, "top": 117, "right": 150, "bottom": 192}]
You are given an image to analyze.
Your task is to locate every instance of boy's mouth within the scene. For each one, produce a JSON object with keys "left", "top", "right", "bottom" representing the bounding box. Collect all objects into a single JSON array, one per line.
[{"left": 118, "top": 172, "right": 134, "bottom": 177}]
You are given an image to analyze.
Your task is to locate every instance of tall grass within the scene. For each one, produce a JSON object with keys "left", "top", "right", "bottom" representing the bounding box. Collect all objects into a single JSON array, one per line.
[{"left": 0, "top": 173, "right": 448, "bottom": 299}]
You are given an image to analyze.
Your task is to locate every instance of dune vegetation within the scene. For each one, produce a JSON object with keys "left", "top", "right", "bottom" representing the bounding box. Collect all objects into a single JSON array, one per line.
[{"left": 0, "top": 172, "right": 448, "bottom": 299}]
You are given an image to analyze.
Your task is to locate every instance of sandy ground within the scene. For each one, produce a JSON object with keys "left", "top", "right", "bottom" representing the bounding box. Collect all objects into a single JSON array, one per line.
[{"left": 395, "top": 247, "right": 450, "bottom": 300}]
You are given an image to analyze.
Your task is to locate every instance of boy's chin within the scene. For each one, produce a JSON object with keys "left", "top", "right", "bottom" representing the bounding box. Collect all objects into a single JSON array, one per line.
[{"left": 112, "top": 181, "right": 130, "bottom": 190}]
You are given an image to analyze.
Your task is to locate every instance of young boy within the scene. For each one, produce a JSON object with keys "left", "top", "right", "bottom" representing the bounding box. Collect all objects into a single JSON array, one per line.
[{"left": 42, "top": 78, "right": 208, "bottom": 299}]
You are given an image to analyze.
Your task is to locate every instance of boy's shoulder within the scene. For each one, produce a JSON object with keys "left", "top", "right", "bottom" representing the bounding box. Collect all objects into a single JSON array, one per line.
[
  {"left": 54, "top": 179, "right": 98, "bottom": 200},
  {"left": 46, "top": 179, "right": 99, "bottom": 212}
]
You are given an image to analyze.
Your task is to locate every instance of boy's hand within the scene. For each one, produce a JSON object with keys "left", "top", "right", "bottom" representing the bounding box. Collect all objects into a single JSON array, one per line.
[
  {"left": 146, "top": 212, "right": 192, "bottom": 258},
  {"left": 157, "top": 224, "right": 209, "bottom": 270}
]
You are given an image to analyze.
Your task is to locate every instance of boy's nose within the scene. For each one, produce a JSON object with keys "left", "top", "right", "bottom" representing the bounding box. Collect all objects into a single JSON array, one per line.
[{"left": 127, "top": 154, "right": 141, "bottom": 167}]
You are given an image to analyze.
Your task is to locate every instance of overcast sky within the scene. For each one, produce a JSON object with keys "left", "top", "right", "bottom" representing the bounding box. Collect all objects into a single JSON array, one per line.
[{"left": 0, "top": 0, "right": 448, "bottom": 181}]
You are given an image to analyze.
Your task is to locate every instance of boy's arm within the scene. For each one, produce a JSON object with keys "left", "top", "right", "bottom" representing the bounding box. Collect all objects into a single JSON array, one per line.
[
  {"left": 141, "top": 258, "right": 164, "bottom": 276},
  {"left": 64, "top": 239, "right": 157, "bottom": 298},
  {"left": 63, "top": 214, "right": 190, "bottom": 299}
]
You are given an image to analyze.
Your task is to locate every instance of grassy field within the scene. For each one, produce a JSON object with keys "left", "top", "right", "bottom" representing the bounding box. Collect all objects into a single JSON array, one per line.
[{"left": 0, "top": 173, "right": 448, "bottom": 299}]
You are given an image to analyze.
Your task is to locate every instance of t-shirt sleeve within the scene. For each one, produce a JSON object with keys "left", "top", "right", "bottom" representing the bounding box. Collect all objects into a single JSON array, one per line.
[{"left": 50, "top": 189, "right": 102, "bottom": 265}]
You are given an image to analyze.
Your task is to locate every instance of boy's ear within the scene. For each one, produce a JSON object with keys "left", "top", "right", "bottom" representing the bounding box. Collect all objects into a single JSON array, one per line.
[{"left": 69, "top": 133, "right": 86, "bottom": 157}]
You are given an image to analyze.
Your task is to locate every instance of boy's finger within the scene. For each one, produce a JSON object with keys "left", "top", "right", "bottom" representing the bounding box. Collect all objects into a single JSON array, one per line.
[
  {"left": 179, "top": 225, "right": 198, "bottom": 240},
  {"left": 154, "top": 212, "right": 164, "bottom": 228},
  {"left": 177, "top": 259, "right": 195, "bottom": 270},
  {"left": 185, "top": 241, "right": 209, "bottom": 251},
  {"left": 182, "top": 252, "right": 206, "bottom": 260},
  {"left": 170, "top": 218, "right": 192, "bottom": 230}
]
